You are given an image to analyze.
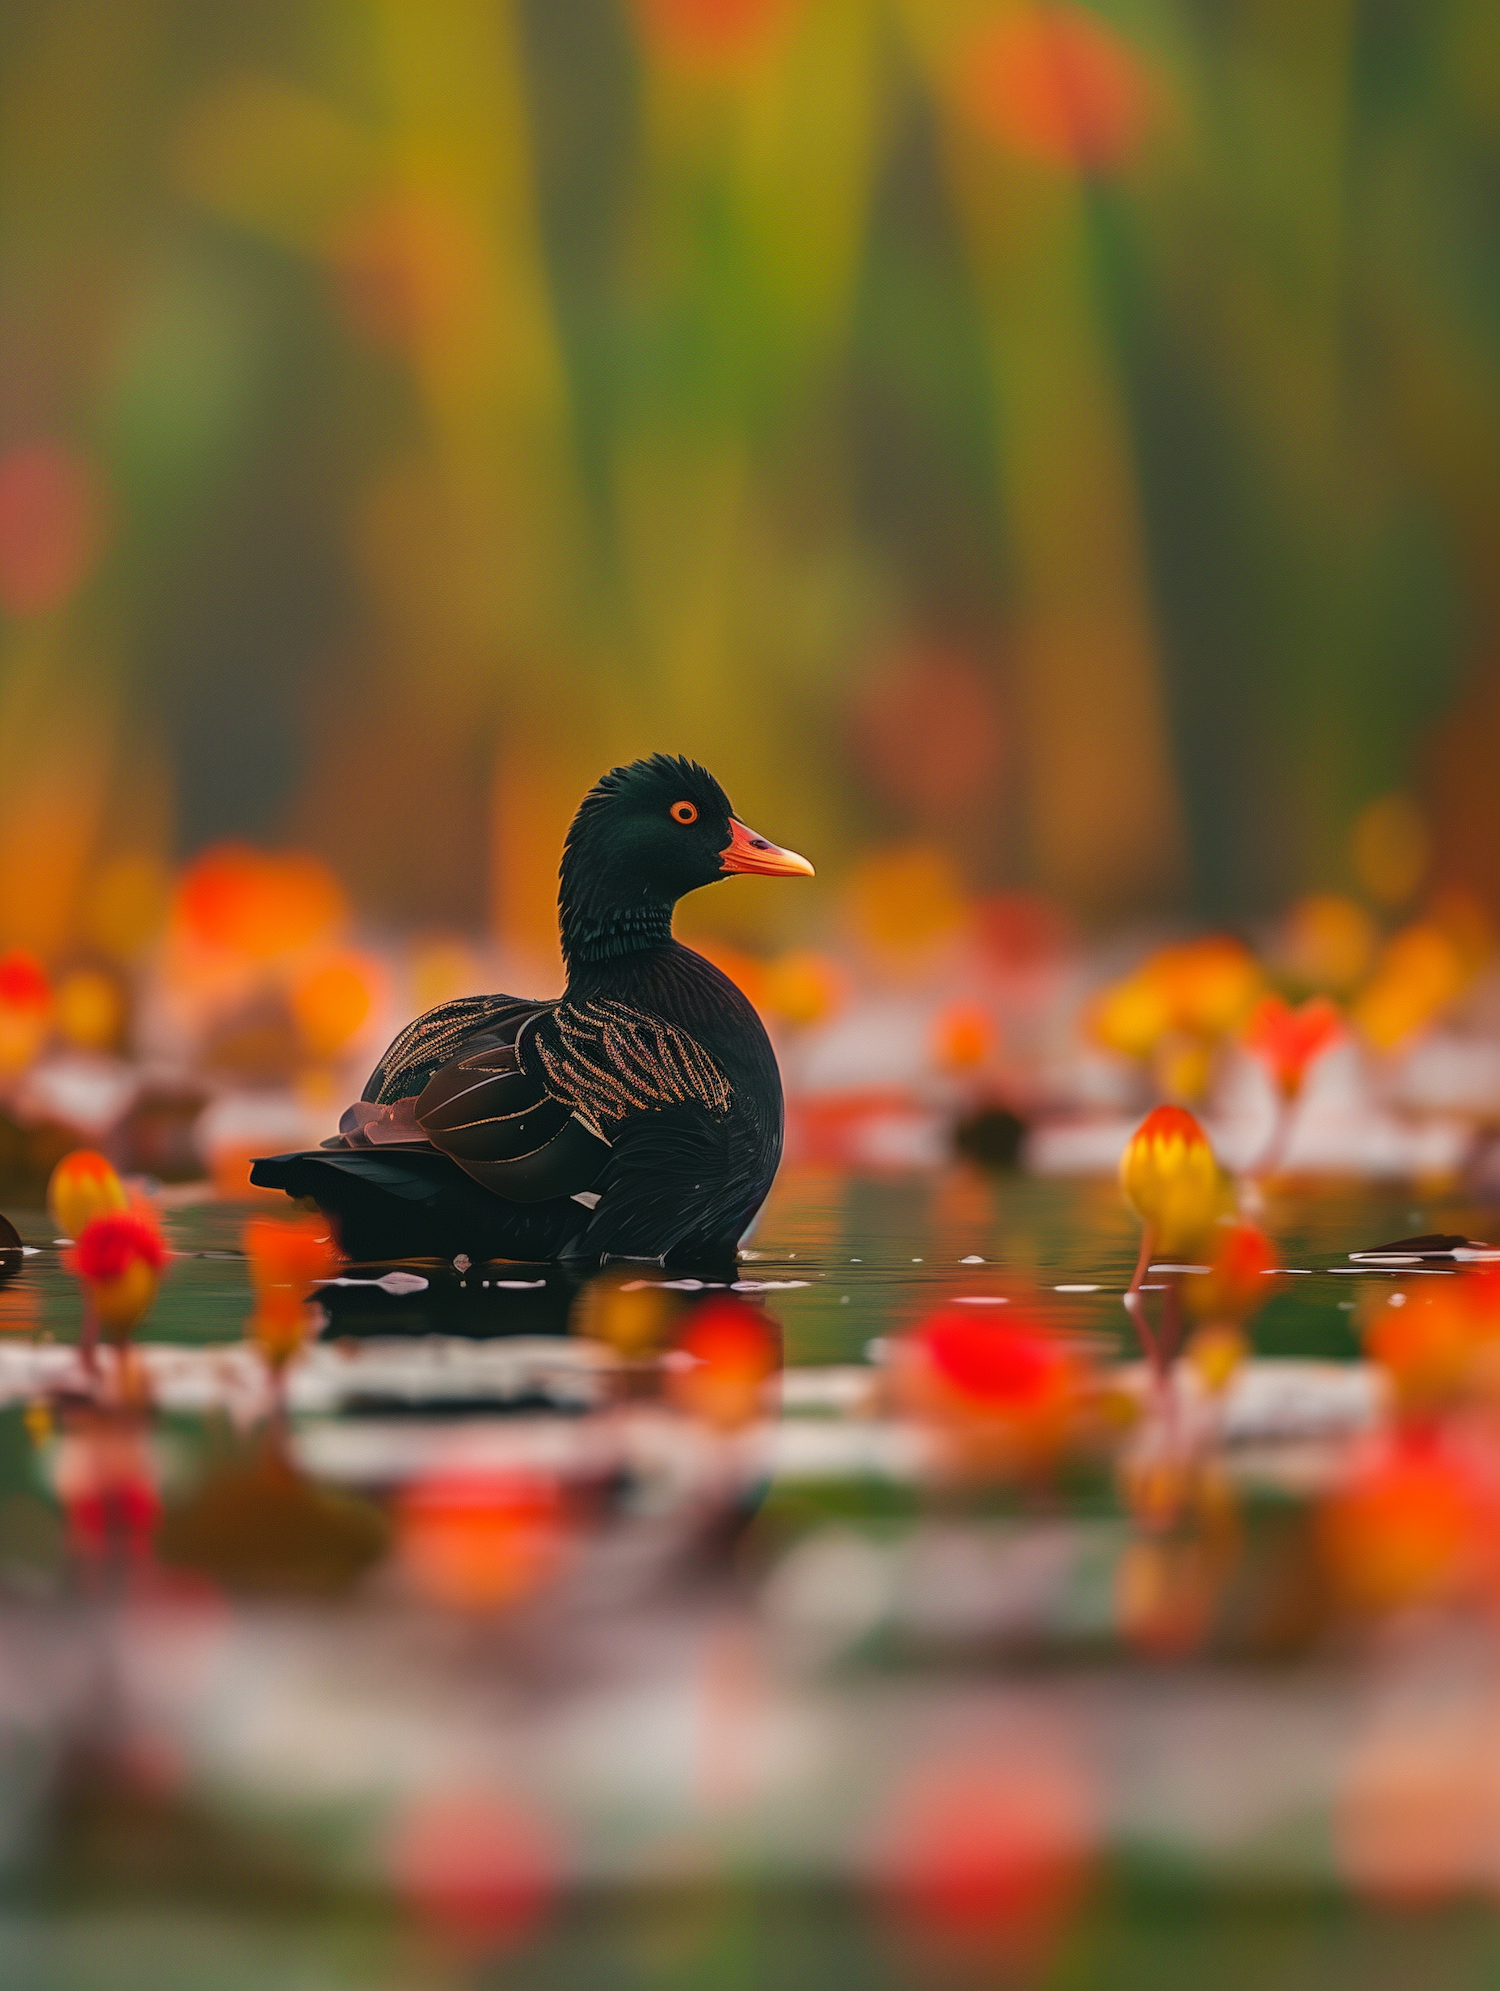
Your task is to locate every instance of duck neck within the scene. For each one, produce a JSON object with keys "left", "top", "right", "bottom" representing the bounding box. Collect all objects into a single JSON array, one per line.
[{"left": 560, "top": 899, "right": 676, "bottom": 980}]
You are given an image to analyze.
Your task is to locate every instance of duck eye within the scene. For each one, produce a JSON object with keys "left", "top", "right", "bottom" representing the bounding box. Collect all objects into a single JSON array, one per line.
[{"left": 670, "top": 800, "right": 698, "bottom": 825}]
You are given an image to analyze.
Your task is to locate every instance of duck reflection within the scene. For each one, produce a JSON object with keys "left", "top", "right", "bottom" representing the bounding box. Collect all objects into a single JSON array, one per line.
[
  {"left": 313, "top": 1259, "right": 784, "bottom": 1399},
  {"left": 314, "top": 1259, "right": 584, "bottom": 1340}
]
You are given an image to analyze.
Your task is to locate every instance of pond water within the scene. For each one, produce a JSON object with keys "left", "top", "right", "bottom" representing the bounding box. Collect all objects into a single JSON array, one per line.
[
  {"left": 3, "top": 1165, "right": 1499, "bottom": 1991},
  {"left": 4, "top": 1166, "right": 1484, "bottom": 1364}
]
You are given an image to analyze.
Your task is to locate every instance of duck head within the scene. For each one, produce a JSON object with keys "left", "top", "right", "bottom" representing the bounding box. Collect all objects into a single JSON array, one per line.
[{"left": 558, "top": 754, "right": 813, "bottom": 969}]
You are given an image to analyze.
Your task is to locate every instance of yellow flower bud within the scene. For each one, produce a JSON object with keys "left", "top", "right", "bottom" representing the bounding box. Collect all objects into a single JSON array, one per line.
[
  {"left": 1118, "top": 1106, "right": 1231, "bottom": 1256},
  {"left": 47, "top": 1149, "right": 129, "bottom": 1241}
]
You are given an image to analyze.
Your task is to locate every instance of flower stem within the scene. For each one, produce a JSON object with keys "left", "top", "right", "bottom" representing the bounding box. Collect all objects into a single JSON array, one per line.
[
  {"left": 1123, "top": 1227, "right": 1163, "bottom": 1385},
  {"left": 80, "top": 1296, "right": 99, "bottom": 1387}
]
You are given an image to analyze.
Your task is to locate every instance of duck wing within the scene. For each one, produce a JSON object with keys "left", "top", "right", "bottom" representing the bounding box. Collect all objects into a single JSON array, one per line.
[
  {"left": 528, "top": 996, "right": 733, "bottom": 1123},
  {"left": 362, "top": 993, "right": 539, "bottom": 1105},
  {"left": 414, "top": 1010, "right": 612, "bottom": 1203},
  {"left": 409, "top": 993, "right": 733, "bottom": 1213}
]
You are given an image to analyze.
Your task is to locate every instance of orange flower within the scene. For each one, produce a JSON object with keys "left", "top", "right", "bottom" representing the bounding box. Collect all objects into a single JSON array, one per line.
[
  {"left": 1089, "top": 971, "right": 1171, "bottom": 1061},
  {"left": 1318, "top": 1438, "right": 1482, "bottom": 1612},
  {"left": 1242, "top": 994, "right": 1342, "bottom": 1099},
  {"left": 0, "top": 949, "right": 51, "bottom": 1073},
  {"left": 761, "top": 950, "right": 847, "bottom": 1028},
  {"left": 1277, "top": 893, "right": 1376, "bottom": 993},
  {"left": 665, "top": 1297, "right": 779, "bottom": 1429},
  {"left": 570, "top": 1271, "right": 679, "bottom": 1360},
  {"left": 1183, "top": 1221, "right": 1278, "bottom": 1324},
  {"left": 932, "top": 1002, "right": 997, "bottom": 1074},
  {"left": 958, "top": 4, "right": 1153, "bottom": 172},
  {"left": 1184, "top": 1324, "right": 1249, "bottom": 1394},
  {"left": 47, "top": 1148, "right": 129, "bottom": 1240},
  {"left": 1363, "top": 1275, "right": 1500, "bottom": 1417},
  {"left": 895, "top": 1305, "right": 1085, "bottom": 1474},
  {"left": 1089, "top": 937, "right": 1262, "bottom": 1098},
  {"left": 174, "top": 844, "right": 346, "bottom": 960},
  {"left": 243, "top": 1214, "right": 341, "bottom": 1368},
  {"left": 72, "top": 1212, "right": 167, "bottom": 1341},
  {"left": 290, "top": 953, "right": 377, "bottom": 1060},
  {"left": 396, "top": 1472, "right": 569, "bottom": 1611},
  {"left": 54, "top": 967, "right": 126, "bottom": 1052},
  {"left": 1152, "top": 937, "right": 1263, "bottom": 1039},
  {"left": 1352, "top": 922, "right": 1469, "bottom": 1051},
  {"left": 1118, "top": 1106, "right": 1231, "bottom": 1256}
]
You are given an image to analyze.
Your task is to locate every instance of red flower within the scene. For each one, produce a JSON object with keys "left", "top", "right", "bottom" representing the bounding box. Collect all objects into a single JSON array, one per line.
[
  {"left": 897, "top": 1306, "right": 1086, "bottom": 1476},
  {"left": 0, "top": 951, "right": 49, "bottom": 1011},
  {"left": 919, "top": 1309, "right": 1072, "bottom": 1415},
  {"left": 1243, "top": 994, "right": 1343, "bottom": 1099},
  {"left": 73, "top": 1213, "right": 166, "bottom": 1283},
  {"left": 667, "top": 1297, "right": 779, "bottom": 1428}
]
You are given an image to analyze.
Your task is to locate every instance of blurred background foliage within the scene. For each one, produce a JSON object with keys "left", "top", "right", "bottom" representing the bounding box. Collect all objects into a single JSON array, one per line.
[{"left": 2, "top": 0, "right": 1499, "bottom": 974}]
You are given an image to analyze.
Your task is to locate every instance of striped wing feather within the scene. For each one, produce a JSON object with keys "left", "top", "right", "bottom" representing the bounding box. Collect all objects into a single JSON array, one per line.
[
  {"left": 532, "top": 998, "right": 732, "bottom": 1126},
  {"left": 363, "top": 995, "right": 534, "bottom": 1105}
]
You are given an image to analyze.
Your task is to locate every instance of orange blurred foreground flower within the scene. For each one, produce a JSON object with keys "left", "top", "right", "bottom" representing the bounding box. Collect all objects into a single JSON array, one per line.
[
  {"left": 48, "top": 1148, "right": 129, "bottom": 1241},
  {"left": 243, "top": 1214, "right": 341, "bottom": 1369},
  {"left": 1363, "top": 1274, "right": 1500, "bottom": 1418},
  {"left": 1318, "top": 1439, "right": 1483, "bottom": 1613},
  {"left": 1183, "top": 1220, "right": 1278, "bottom": 1325},
  {"left": 898, "top": 1305, "right": 1083, "bottom": 1469},
  {"left": 665, "top": 1297, "right": 778, "bottom": 1429},
  {"left": 72, "top": 1212, "right": 167, "bottom": 1341},
  {"left": 571, "top": 1271, "right": 680, "bottom": 1360},
  {"left": 395, "top": 1472, "right": 569, "bottom": 1611},
  {"left": 1243, "top": 993, "right": 1342, "bottom": 1099},
  {"left": 1119, "top": 1106, "right": 1230, "bottom": 1258}
]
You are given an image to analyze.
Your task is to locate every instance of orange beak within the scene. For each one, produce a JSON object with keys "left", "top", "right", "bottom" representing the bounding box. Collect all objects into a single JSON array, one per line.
[{"left": 720, "top": 819, "right": 815, "bottom": 879}]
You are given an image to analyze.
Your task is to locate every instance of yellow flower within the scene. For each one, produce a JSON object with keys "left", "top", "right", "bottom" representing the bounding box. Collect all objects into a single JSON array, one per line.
[
  {"left": 47, "top": 1149, "right": 128, "bottom": 1241},
  {"left": 1119, "top": 1106, "right": 1231, "bottom": 1256}
]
